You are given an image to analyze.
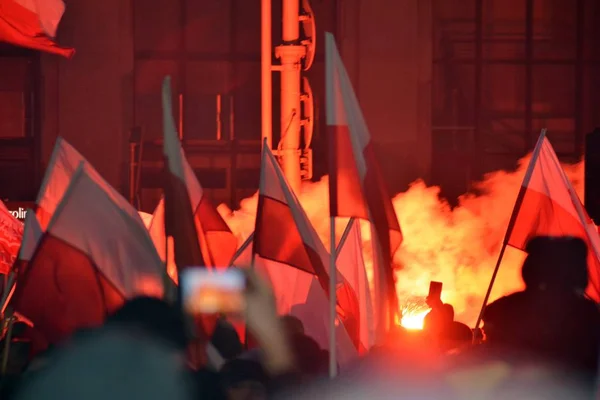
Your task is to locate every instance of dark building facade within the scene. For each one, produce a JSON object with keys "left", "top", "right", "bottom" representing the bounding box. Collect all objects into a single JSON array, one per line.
[{"left": 0, "top": 0, "right": 598, "bottom": 207}]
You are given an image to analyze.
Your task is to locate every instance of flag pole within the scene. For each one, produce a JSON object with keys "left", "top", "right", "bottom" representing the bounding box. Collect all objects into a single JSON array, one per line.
[
  {"left": 1, "top": 312, "right": 14, "bottom": 375},
  {"left": 329, "top": 216, "right": 337, "bottom": 378},
  {"left": 335, "top": 218, "right": 356, "bottom": 256},
  {"left": 228, "top": 232, "right": 254, "bottom": 266},
  {"left": 473, "top": 129, "right": 547, "bottom": 332},
  {"left": 244, "top": 251, "right": 257, "bottom": 351},
  {"left": 473, "top": 242, "right": 509, "bottom": 333}
]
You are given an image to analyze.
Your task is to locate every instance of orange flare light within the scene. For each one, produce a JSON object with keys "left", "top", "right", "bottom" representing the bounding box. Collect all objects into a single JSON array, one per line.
[
  {"left": 400, "top": 310, "right": 430, "bottom": 330},
  {"left": 218, "top": 155, "right": 584, "bottom": 327}
]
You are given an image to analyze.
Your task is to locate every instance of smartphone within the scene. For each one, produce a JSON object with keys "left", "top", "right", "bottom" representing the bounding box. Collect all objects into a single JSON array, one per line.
[
  {"left": 428, "top": 281, "right": 443, "bottom": 301},
  {"left": 180, "top": 268, "right": 246, "bottom": 314}
]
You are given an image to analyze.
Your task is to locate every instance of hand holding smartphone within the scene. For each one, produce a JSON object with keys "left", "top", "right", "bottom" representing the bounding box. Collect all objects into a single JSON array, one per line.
[
  {"left": 180, "top": 268, "right": 246, "bottom": 315},
  {"left": 428, "top": 281, "right": 443, "bottom": 301}
]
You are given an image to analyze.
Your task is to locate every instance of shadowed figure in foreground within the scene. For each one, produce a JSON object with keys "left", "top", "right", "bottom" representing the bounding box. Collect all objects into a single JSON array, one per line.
[{"left": 483, "top": 236, "right": 600, "bottom": 377}]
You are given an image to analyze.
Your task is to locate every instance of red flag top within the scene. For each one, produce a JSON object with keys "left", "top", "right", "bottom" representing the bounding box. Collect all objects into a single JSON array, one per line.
[
  {"left": 0, "top": 0, "right": 74, "bottom": 58},
  {"left": 506, "top": 132, "right": 600, "bottom": 301}
]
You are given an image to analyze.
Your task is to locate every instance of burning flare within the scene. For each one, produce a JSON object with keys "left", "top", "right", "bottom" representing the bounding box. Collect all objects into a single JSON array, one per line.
[
  {"left": 218, "top": 155, "right": 584, "bottom": 328},
  {"left": 399, "top": 296, "right": 430, "bottom": 330}
]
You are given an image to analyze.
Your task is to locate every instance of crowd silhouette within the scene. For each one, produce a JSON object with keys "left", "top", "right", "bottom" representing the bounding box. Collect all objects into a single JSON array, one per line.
[{"left": 1, "top": 235, "right": 599, "bottom": 399}]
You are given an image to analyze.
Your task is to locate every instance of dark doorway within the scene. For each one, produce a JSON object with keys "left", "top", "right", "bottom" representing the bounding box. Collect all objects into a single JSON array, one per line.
[{"left": 0, "top": 44, "right": 41, "bottom": 202}]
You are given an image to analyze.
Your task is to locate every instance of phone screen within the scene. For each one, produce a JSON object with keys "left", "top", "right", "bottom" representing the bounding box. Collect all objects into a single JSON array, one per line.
[
  {"left": 428, "top": 281, "right": 443, "bottom": 301},
  {"left": 180, "top": 268, "right": 245, "bottom": 315}
]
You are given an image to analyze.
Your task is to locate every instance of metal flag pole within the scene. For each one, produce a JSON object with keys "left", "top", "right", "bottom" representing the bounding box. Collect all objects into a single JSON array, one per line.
[
  {"left": 473, "top": 129, "right": 547, "bottom": 333},
  {"left": 1, "top": 312, "right": 14, "bottom": 375},
  {"left": 329, "top": 216, "right": 337, "bottom": 378}
]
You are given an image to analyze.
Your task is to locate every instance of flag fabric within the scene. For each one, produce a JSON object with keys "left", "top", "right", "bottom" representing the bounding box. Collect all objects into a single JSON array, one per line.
[
  {"left": 139, "top": 211, "right": 153, "bottom": 229},
  {"left": 506, "top": 131, "right": 600, "bottom": 301},
  {"left": 252, "top": 144, "right": 358, "bottom": 364},
  {"left": 325, "top": 32, "right": 402, "bottom": 329},
  {"left": 15, "top": 0, "right": 65, "bottom": 37},
  {"left": 229, "top": 232, "right": 253, "bottom": 267},
  {"left": 254, "top": 145, "right": 330, "bottom": 289},
  {"left": 36, "top": 137, "right": 148, "bottom": 237},
  {"left": 11, "top": 164, "right": 164, "bottom": 346},
  {"left": 161, "top": 76, "right": 206, "bottom": 274},
  {"left": 0, "top": 199, "right": 23, "bottom": 274},
  {"left": 148, "top": 139, "right": 236, "bottom": 274},
  {"left": 233, "top": 230, "right": 362, "bottom": 357},
  {"left": 17, "top": 207, "right": 42, "bottom": 263},
  {"left": 149, "top": 193, "right": 236, "bottom": 274},
  {"left": 0, "top": 208, "right": 42, "bottom": 314},
  {"left": 35, "top": 137, "right": 86, "bottom": 230},
  {"left": 336, "top": 218, "right": 375, "bottom": 353},
  {"left": 0, "top": 0, "right": 74, "bottom": 58}
]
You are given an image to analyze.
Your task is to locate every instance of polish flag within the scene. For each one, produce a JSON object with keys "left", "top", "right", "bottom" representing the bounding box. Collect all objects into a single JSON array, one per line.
[
  {"left": 231, "top": 222, "right": 372, "bottom": 353},
  {"left": 506, "top": 131, "right": 600, "bottom": 301},
  {"left": 0, "top": 209, "right": 42, "bottom": 315},
  {"left": 0, "top": 0, "right": 74, "bottom": 58},
  {"left": 325, "top": 32, "right": 402, "bottom": 333},
  {"left": 336, "top": 218, "right": 375, "bottom": 353},
  {"left": 0, "top": 200, "right": 23, "bottom": 274},
  {"left": 11, "top": 164, "right": 164, "bottom": 346},
  {"left": 36, "top": 137, "right": 84, "bottom": 230},
  {"left": 160, "top": 76, "right": 210, "bottom": 276},
  {"left": 17, "top": 208, "right": 42, "bottom": 263},
  {"left": 149, "top": 79, "right": 236, "bottom": 278},
  {"left": 252, "top": 144, "right": 358, "bottom": 364},
  {"left": 36, "top": 137, "right": 148, "bottom": 237}
]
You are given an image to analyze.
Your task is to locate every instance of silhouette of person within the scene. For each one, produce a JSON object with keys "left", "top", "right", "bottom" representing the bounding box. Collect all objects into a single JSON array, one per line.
[
  {"left": 425, "top": 301, "right": 472, "bottom": 353},
  {"left": 439, "top": 304, "right": 473, "bottom": 351},
  {"left": 483, "top": 236, "right": 600, "bottom": 377},
  {"left": 423, "top": 294, "right": 446, "bottom": 335}
]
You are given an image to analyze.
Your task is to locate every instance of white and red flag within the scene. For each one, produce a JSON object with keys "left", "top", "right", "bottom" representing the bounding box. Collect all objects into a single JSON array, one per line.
[
  {"left": 0, "top": 209, "right": 42, "bottom": 315},
  {"left": 160, "top": 76, "right": 206, "bottom": 278},
  {"left": 12, "top": 164, "right": 164, "bottom": 346},
  {"left": 336, "top": 218, "right": 375, "bottom": 353},
  {"left": 0, "top": 200, "right": 23, "bottom": 274},
  {"left": 149, "top": 79, "right": 236, "bottom": 278},
  {"left": 18, "top": 208, "right": 42, "bottom": 263},
  {"left": 36, "top": 137, "right": 85, "bottom": 230},
  {"left": 252, "top": 144, "right": 358, "bottom": 364},
  {"left": 36, "top": 137, "right": 149, "bottom": 237},
  {"left": 325, "top": 32, "right": 402, "bottom": 332},
  {"left": 504, "top": 131, "right": 600, "bottom": 301},
  {"left": 0, "top": 0, "right": 74, "bottom": 58}
]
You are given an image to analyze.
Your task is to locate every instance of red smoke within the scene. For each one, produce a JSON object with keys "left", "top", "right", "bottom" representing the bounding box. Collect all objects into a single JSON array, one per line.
[{"left": 218, "top": 155, "right": 585, "bottom": 327}]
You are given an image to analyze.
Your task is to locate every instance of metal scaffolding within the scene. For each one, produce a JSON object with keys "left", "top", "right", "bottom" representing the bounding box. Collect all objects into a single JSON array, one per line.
[{"left": 432, "top": 0, "right": 593, "bottom": 193}]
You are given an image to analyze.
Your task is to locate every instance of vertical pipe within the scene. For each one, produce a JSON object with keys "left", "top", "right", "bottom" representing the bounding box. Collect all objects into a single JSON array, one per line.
[
  {"left": 524, "top": 0, "right": 534, "bottom": 150},
  {"left": 31, "top": 55, "right": 41, "bottom": 188},
  {"left": 474, "top": 0, "right": 483, "bottom": 179},
  {"left": 178, "top": 93, "right": 184, "bottom": 140},
  {"left": 278, "top": 48, "right": 303, "bottom": 193},
  {"left": 229, "top": 95, "right": 235, "bottom": 141},
  {"left": 282, "top": 0, "right": 300, "bottom": 42},
  {"left": 229, "top": 95, "right": 237, "bottom": 207},
  {"left": 329, "top": 217, "right": 337, "bottom": 378},
  {"left": 575, "top": 0, "right": 585, "bottom": 154},
  {"left": 179, "top": 0, "right": 186, "bottom": 142},
  {"left": 216, "top": 94, "right": 222, "bottom": 141},
  {"left": 278, "top": 0, "right": 304, "bottom": 193},
  {"left": 230, "top": 0, "right": 238, "bottom": 207},
  {"left": 128, "top": 142, "right": 136, "bottom": 204},
  {"left": 261, "top": 0, "right": 273, "bottom": 149}
]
